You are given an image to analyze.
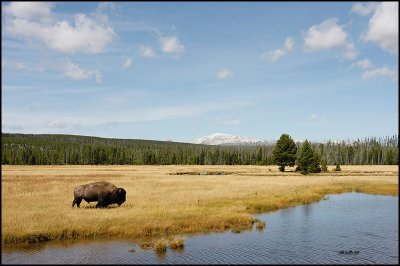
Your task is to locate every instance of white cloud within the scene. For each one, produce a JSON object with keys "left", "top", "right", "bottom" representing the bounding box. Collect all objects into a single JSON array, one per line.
[
  {"left": 96, "top": 2, "right": 118, "bottom": 13},
  {"left": 303, "top": 18, "right": 357, "bottom": 60},
  {"left": 214, "top": 118, "right": 241, "bottom": 125},
  {"left": 284, "top": 37, "right": 294, "bottom": 52},
  {"left": 3, "top": 60, "right": 46, "bottom": 72},
  {"left": 140, "top": 46, "right": 157, "bottom": 57},
  {"left": 350, "top": 59, "right": 396, "bottom": 82},
  {"left": 364, "top": 2, "right": 398, "bottom": 54},
  {"left": 5, "top": 2, "right": 115, "bottom": 54},
  {"left": 94, "top": 72, "right": 103, "bottom": 83},
  {"left": 351, "top": 2, "right": 379, "bottom": 16},
  {"left": 351, "top": 59, "right": 373, "bottom": 69},
  {"left": 304, "top": 18, "right": 348, "bottom": 51},
  {"left": 64, "top": 63, "right": 91, "bottom": 80},
  {"left": 343, "top": 42, "right": 358, "bottom": 60},
  {"left": 64, "top": 63, "right": 102, "bottom": 83},
  {"left": 44, "top": 120, "right": 66, "bottom": 129},
  {"left": 3, "top": 101, "right": 256, "bottom": 132},
  {"left": 262, "top": 37, "right": 294, "bottom": 62},
  {"left": 13, "top": 62, "right": 29, "bottom": 70},
  {"left": 265, "top": 49, "right": 285, "bottom": 62},
  {"left": 362, "top": 67, "right": 397, "bottom": 81},
  {"left": 5, "top": 2, "right": 52, "bottom": 21},
  {"left": 160, "top": 36, "right": 184, "bottom": 54},
  {"left": 215, "top": 69, "right": 234, "bottom": 79},
  {"left": 122, "top": 57, "right": 133, "bottom": 68},
  {"left": 307, "top": 114, "right": 326, "bottom": 121}
]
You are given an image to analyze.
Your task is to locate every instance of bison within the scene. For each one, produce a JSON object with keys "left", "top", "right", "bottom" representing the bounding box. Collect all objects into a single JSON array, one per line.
[{"left": 72, "top": 181, "right": 126, "bottom": 208}]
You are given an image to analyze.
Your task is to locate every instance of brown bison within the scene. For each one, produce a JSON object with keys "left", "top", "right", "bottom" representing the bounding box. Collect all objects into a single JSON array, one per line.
[{"left": 72, "top": 181, "right": 126, "bottom": 208}]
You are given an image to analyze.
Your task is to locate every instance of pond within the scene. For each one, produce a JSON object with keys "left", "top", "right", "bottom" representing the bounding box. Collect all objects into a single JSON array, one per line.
[{"left": 2, "top": 192, "right": 398, "bottom": 264}]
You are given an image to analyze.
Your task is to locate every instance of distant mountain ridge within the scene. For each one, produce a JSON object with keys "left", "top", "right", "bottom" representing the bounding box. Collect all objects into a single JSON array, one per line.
[
  {"left": 192, "top": 133, "right": 275, "bottom": 146},
  {"left": 191, "top": 133, "right": 363, "bottom": 146}
]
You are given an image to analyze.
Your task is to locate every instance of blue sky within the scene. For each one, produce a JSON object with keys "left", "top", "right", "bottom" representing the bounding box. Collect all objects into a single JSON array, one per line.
[{"left": 2, "top": 2, "right": 398, "bottom": 142}]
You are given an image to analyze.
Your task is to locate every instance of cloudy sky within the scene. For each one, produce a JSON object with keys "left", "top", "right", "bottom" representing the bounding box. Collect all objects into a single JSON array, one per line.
[{"left": 2, "top": 2, "right": 398, "bottom": 142}]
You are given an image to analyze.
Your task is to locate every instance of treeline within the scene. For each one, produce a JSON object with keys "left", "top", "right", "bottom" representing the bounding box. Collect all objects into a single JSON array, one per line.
[{"left": 1, "top": 133, "right": 398, "bottom": 165}]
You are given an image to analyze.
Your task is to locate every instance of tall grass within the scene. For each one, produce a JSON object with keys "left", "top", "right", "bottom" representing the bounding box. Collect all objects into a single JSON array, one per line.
[
  {"left": 1, "top": 165, "right": 398, "bottom": 245},
  {"left": 153, "top": 239, "right": 167, "bottom": 253},
  {"left": 255, "top": 219, "right": 266, "bottom": 230},
  {"left": 168, "top": 237, "right": 185, "bottom": 249}
]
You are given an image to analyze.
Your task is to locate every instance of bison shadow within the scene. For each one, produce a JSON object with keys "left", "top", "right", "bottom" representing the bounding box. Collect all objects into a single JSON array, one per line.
[{"left": 82, "top": 204, "right": 119, "bottom": 209}]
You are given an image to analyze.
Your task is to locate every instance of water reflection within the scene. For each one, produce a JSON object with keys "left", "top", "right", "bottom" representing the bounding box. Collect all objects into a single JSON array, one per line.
[{"left": 2, "top": 192, "right": 398, "bottom": 264}]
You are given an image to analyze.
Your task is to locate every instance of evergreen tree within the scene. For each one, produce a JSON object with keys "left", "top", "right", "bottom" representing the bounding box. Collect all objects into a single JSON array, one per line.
[
  {"left": 272, "top": 133, "right": 297, "bottom": 172},
  {"left": 321, "top": 158, "right": 328, "bottom": 172},
  {"left": 297, "top": 140, "right": 321, "bottom": 175},
  {"left": 309, "top": 150, "right": 321, "bottom": 173},
  {"left": 1, "top": 133, "right": 398, "bottom": 166}
]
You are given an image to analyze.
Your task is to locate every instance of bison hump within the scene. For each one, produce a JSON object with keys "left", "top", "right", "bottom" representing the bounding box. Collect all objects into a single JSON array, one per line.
[{"left": 88, "top": 181, "right": 117, "bottom": 190}]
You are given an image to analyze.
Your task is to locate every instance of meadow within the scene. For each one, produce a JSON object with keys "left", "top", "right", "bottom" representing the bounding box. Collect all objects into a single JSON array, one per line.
[{"left": 1, "top": 165, "right": 398, "bottom": 245}]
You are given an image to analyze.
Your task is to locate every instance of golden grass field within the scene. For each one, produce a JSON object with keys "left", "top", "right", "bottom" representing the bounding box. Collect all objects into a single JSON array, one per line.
[{"left": 1, "top": 165, "right": 398, "bottom": 245}]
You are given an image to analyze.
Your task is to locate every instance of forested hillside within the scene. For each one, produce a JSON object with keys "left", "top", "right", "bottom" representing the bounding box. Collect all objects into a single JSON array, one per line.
[{"left": 1, "top": 133, "right": 398, "bottom": 165}]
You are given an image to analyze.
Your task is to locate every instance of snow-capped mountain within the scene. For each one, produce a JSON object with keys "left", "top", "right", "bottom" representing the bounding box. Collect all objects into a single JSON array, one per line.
[{"left": 192, "top": 133, "right": 275, "bottom": 146}]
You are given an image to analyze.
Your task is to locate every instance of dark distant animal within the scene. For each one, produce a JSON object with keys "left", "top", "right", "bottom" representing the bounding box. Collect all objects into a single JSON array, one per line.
[{"left": 72, "top": 181, "right": 126, "bottom": 208}]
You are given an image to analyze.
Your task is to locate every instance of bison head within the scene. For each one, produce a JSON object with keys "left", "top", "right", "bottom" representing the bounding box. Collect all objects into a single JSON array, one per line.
[{"left": 111, "top": 187, "right": 126, "bottom": 206}]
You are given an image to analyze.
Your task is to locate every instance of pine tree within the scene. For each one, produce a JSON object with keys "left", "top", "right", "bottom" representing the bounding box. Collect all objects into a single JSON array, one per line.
[
  {"left": 297, "top": 140, "right": 321, "bottom": 175},
  {"left": 309, "top": 150, "right": 321, "bottom": 173},
  {"left": 272, "top": 133, "right": 297, "bottom": 172},
  {"left": 321, "top": 158, "right": 328, "bottom": 172}
]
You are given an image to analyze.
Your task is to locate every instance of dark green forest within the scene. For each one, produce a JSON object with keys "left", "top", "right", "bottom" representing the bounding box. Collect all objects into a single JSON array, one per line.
[{"left": 1, "top": 133, "right": 398, "bottom": 165}]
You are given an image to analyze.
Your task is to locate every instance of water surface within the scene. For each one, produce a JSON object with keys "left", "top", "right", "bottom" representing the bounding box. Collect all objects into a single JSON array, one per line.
[{"left": 2, "top": 192, "right": 398, "bottom": 264}]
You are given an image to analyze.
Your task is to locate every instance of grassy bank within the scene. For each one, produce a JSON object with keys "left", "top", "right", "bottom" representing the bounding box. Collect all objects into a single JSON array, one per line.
[{"left": 1, "top": 165, "right": 398, "bottom": 245}]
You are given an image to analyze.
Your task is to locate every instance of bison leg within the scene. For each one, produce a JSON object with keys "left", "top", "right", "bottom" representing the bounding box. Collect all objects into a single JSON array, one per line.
[
  {"left": 76, "top": 198, "right": 82, "bottom": 208},
  {"left": 96, "top": 192, "right": 111, "bottom": 208},
  {"left": 96, "top": 200, "right": 108, "bottom": 208},
  {"left": 96, "top": 197, "right": 105, "bottom": 208},
  {"left": 72, "top": 197, "right": 82, "bottom": 208}
]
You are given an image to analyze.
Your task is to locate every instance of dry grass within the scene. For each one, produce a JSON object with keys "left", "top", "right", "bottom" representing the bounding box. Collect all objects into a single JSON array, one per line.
[
  {"left": 1, "top": 165, "right": 398, "bottom": 245},
  {"left": 255, "top": 219, "right": 266, "bottom": 231},
  {"left": 153, "top": 239, "right": 167, "bottom": 253},
  {"left": 139, "top": 240, "right": 154, "bottom": 250},
  {"left": 168, "top": 237, "right": 185, "bottom": 249}
]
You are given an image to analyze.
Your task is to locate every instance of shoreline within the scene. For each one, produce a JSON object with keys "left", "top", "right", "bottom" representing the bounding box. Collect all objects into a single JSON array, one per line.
[
  {"left": 3, "top": 190, "right": 397, "bottom": 252},
  {"left": 2, "top": 165, "right": 398, "bottom": 246}
]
